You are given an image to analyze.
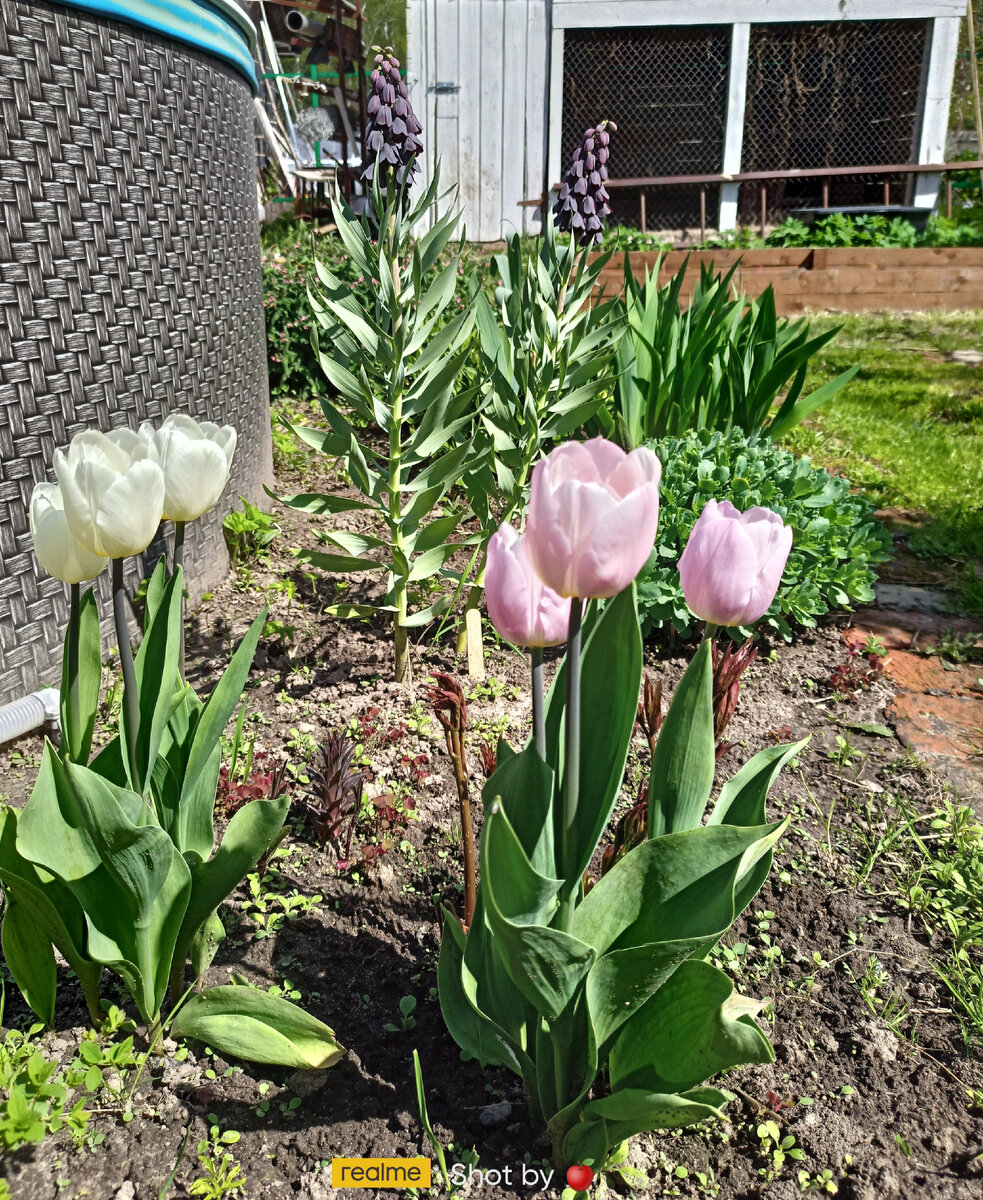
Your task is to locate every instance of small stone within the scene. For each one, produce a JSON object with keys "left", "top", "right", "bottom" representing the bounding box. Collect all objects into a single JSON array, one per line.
[
  {"left": 948, "top": 348, "right": 983, "bottom": 365},
  {"left": 114, "top": 1183, "right": 136, "bottom": 1200},
  {"left": 478, "top": 1100, "right": 512, "bottom": 1127}
]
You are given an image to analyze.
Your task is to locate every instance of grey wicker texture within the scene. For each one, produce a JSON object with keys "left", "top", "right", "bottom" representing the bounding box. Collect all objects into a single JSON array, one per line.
[{"left": 0, "top": 0, "right": 273, "bottom": 704}]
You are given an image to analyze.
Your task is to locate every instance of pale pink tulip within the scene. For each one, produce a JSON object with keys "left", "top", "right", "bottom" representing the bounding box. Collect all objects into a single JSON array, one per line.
[
  {"left": 524, "top": 438, "right": 661, "bottom": 599},
  {"left": 485, "top": 524, "right": 571, "bottom": 647},
  {"left": 678, "top": 499, "right": 793, "bottom": 627}
]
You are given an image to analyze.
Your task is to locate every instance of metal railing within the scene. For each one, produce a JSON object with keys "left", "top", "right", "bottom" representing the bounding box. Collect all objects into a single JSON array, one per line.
[{"left": 524, "top": 161, "right": 983, "bottom": 239}]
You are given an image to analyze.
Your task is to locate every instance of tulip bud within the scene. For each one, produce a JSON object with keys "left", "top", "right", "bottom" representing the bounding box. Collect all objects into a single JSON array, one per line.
[
  {"left": 524, "top": 438, "right": 661, "bottom": 600},
  {"left": 54, "top": 429, "right": 166, "bottom": 559},
  {"left": 143, "top": 414, "right": 237, "bottom": 523},
  {"left": 678, "top": 499, "right": 793, "bottom": 627},
  {"left": 29, "top": 483, "right": 106, "bottom": 584},
  {"left": 485, "top": 524, "right": 571, "bottom": 647}
]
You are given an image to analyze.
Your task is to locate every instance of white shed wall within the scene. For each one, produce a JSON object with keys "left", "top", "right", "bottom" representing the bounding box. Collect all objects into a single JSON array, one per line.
[{"left": 408, "top": 0, "right": 966, "bottom": 242}]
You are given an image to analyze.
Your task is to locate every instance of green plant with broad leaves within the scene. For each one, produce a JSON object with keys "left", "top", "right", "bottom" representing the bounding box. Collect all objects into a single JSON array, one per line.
[
  {"left": 3, "top": 434, "right": 343, "bottom": 1069},
  {"left": 455, "top": 222, "right": 625, "bottom": 648},
  {"left": 439, "top": 585, "right": 807, "bottom": 1174},
  {"left": 278, "top": 173, "right": 479, "bottom": 680},
  {"left": 598, "top": 258, "right": 858, "bottom": 447},
  {"left": 636, "top": 430, "right": 891, "bottom": 640}
]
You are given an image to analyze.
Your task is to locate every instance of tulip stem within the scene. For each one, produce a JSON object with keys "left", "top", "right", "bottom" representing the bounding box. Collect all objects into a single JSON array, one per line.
[
  {"left": 556, "top": 598, "right": 582, "bottom": 933},
  {"left": 65, "top": 582, "right": 81, "bottom": 760},
  {"left": 703, "top": 621, "right": 719, "bottom": 644},
  {"left": 112, "top": 558, "right": 140, "bottom": 783},
  {"left": 531, "top": 647, "right": 546, "bottom": 761},
  {"left": 173, "top": 521, "right": 186, "bottom": 683}
]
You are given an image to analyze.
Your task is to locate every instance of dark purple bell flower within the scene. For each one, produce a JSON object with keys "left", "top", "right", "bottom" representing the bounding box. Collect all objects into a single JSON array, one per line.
[
  {"left": 554, "top": 120, "right": 616, "bottom": 246},
  {"left": 361, "top": 48, "right": 423, "bottom": 190}
]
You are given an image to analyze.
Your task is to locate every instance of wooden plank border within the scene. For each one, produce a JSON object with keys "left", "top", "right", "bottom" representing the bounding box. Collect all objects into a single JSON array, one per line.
[{"left": 596, "top": 247, "right": 983, "bottom": 314}]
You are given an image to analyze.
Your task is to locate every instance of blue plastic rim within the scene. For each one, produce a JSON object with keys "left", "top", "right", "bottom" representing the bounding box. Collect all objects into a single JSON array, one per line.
[{"left": 51, "top": 0, "right": 257, "bottom": 90}]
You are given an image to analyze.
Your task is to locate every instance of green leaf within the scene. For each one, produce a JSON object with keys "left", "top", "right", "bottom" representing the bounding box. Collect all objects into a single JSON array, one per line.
[
  {"left": 189, "top": 910, "right": 226, "bottom": 983},
  {"left": 121, "top": 568, "right": 184, "bottom": 797},
  {"left": 543, "top": 588, "right": 642, "bottom": 886},
  {"left": 172, "top": 795, "right": 288, "bottom": 980},
  {"left": 142, "top": 557, "right": 168, "bottom": 634},
  {"left": 571, "top": 822, "right": 787, "bottom": 956},
  {"left": 563, "top": 1088, "right": 732, "bottom": 1170},
  {"left": 609, "top": 959, "right": 773, "bottom": 1093},
  {"left": 60, "top": 587, "right": 102, "bottom": 765},
  {"left": 276, "top": 491, "right": 375, "bottom": 516},
  {"left": 297, "top": 549, "right": 380, "bottom": 574},
  {"left": 17, "top": 747, "right": 191, "bottom": 1024},
  {"left": 648, "top": 640, "right": 715, "bottom": 836},
  {"left": 709, "top": 737, "right": 810, "bottom": 827},
  {"left": 177, "top": 611, "right": 266, "bottom": 859},
  {"left": 1, "top": 898, "right": 57, "bottom": 1025},
  {"left": 171, "top": 985, "right": 345, "bottom": 1068},
  {"left": 0, "top": 807, "right": 100, "bottom": 1011},
  {"left": 479, "top": 802, "right": 593, "bottom": 1019}
]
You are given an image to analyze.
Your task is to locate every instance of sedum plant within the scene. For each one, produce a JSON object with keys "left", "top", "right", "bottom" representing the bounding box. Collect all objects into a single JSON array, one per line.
[
  {"left": 439, "top": 437, "right": 807, "bottom": 1176},
  {"left": 635, "top": 429, "right": 892, "bottom": 640},
  {"left": 1, "top": 421, "right": 341, "bottom": 1070},
  {"left": 280, "top": 170, "right": 478, "bottom": 682}
]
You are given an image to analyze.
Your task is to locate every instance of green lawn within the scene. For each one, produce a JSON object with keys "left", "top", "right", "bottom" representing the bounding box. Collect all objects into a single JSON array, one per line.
[{"left": 785, "top": 310, "right": 983, "bottom": 567}]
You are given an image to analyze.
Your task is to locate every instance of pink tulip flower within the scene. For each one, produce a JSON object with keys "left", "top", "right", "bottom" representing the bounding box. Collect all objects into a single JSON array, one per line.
[
  {"left": 485, "top": 524, "right": 571, "bottom": 647},
  {"left": 678, "top": 499, "right": 793, "bottom": 627},
  {"left": 525, "top": 438, "right": 662, "bottom": 599}
]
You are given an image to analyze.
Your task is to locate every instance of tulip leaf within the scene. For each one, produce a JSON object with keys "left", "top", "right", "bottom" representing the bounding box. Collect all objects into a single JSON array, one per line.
[
  {"left": 609, "top": 959, "right": 773, "bottom": 1094},
  {"left": 142, "top": 556, "right": 168, "bottom": 634},
  {"left": 708, "top": 737, "right": 810, "bottom": 828},
  {"left": 437, "top": 911, "right": 525, "bottom": 1073},
  {"left": 571, "top": 822, "right": 785, "bottom": 957},
  {"left": 562, "top": 1087, "right": 732, "bottom": 1170},
  {"left": 1, "top": 897, "right": 57, "bottom": 1026},
  {"left": 479, "top": 803, "right": 593, "bottom": 1019},
  {"left": 17, "top": 746, "right": 191, "bottom": 1023},
  {"left": 481, "top": 743, "right": 555, "bottom": 877},
  {"left": 0, "top": 806, "right": 101, "bottom": 1012},
  {"left": 121, "top": 568, "right": 184, "bottom": 797},
  {"left": 647, "top": 639, "right": 715, "bottom": 837},
  {"left": 176, "top": 611, "right": 265, "bottom": 858},
  {"left": 189, "top": 910, "right": 226, "bottom": 983},
  {"left": 542, "top": 587, "right": 642, "bottom": 887},
  {"left": 170, "top": 985, "right": 345, "bottom": 1069},
  {"left": 59, "top": 586, "right": 102, "bottom": 766},
  {"left": 172, "top": 794, "right": 289, "bottom": 980}
]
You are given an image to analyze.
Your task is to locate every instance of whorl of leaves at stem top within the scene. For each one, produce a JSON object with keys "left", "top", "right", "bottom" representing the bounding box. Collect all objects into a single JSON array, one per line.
[
  {"left": 553, "top": 119, "right": 617, "bottom": 246},
  {"left": 361, "top": 46, "right": 423, "bottom": 190}
]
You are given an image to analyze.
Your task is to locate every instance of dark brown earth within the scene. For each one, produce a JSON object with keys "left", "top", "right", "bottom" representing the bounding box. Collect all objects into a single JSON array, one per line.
[{"left": 2, "top": 437, "right": 982, "bottom": 1200}]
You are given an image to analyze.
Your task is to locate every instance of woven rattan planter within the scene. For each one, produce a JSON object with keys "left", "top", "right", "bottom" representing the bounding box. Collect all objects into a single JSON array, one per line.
[{"left": 0, "top": 0, "right": 272, "bottom": 704}]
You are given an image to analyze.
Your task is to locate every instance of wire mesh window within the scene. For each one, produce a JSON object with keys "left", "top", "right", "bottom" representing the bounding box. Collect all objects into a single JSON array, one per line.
[
  {"left": 561, "top": 26, "right": 730, "bottom": 232},
  {"left": 739, "top": 20, "right": 929, "bottom": 224}
]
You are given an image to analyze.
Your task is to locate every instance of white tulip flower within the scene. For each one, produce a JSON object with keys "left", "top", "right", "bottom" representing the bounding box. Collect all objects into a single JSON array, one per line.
[
  {"left": 54, "top": 429, "right": 166, "bottom": 559},
  {"left": 29, "top": 483, "right": 107, "bottom": 584},
  {"left": 143, "top": 413, "right": 237, "bottom": 523}
]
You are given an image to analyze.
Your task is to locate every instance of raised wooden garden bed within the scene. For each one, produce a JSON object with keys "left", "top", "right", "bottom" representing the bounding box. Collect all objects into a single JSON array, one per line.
[{"left": 596, "top": 247, "right": 983, "bottom": 314}]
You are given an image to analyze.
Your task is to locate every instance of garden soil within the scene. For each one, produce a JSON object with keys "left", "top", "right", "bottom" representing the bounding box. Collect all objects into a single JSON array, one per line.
[{"left": 2, "top": 454, "right": 982, "bottom": 1200}]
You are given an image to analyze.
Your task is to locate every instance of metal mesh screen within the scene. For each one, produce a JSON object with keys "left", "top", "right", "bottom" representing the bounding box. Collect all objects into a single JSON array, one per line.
[
  {"left": 0, "top": 0, "right": 273, "bottom": 704},
  {"left": 740, "top": 19, "right": 929, "bottom": 224},
  {"left": 561, "top": 26, "right": 730, "bottom": 231}
]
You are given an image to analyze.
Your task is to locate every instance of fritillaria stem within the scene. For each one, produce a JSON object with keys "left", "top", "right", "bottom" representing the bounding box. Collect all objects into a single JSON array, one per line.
[
  {"left": 531, "top": 646, "right": 546, "bottom": 762},
  {"left": 556, "top": 598, "right": 583, "bottom": 934},
  {"left": 111, "top": 557, "right": 140, "bottom": 778},
  {"left": 173, "top": 521, "right": 186, "bottom": 683}
]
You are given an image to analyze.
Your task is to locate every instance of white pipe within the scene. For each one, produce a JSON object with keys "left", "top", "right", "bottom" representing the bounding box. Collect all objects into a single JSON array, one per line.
[{"left": 0, "top": 689, "right": 60, "bottom": 746}]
